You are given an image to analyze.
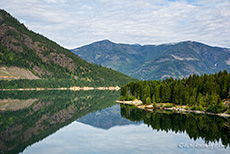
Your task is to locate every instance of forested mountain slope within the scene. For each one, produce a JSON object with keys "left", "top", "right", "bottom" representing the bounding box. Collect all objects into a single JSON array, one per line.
[
  {"left": 72, "top": 40, "right": 230, "bottom": 80},
  {"left": 0, "top": 10, "right": 135, "bottom": 87}
]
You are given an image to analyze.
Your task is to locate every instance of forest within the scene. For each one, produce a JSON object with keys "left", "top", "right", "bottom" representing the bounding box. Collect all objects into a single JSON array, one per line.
[{"left": 120, "top": 70, "right": 230, "bottom": 113}]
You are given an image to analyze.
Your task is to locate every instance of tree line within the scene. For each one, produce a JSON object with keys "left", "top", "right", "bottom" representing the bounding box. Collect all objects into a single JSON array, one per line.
[
  {"left": 0, "top": 77, "right": 130, "bottom": 89},
  {"left": 120, "top": 70, "right": 230, "bottom": 113}
]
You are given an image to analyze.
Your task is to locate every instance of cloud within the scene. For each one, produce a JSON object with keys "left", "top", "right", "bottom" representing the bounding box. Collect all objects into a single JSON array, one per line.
[
  {"left": 0, "top": 0, "right": 229, "bottom": 48},
  {"left": 22, "top": 121, "right": 229, "bottom": 154}
]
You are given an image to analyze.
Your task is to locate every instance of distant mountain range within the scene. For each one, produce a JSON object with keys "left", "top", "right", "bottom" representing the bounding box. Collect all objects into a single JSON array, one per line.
[
  {"left": 72, "top": 40, "right": 230, "bottom": 80},
  {"left": 0, "top": 10, "right": 135, "bottom": 86}
]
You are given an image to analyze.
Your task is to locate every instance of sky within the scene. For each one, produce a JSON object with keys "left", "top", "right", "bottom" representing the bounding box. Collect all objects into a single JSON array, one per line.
[{"left": 0, "top": 0, "right": 229, "bottom": 49}]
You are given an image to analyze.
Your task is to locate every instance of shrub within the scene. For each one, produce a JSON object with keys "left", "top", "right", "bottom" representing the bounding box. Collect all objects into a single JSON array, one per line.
[
  {"left": 164, "top": 103, "right": 173, "bottom": 108},
  {"left": 146, "top": 97, "right": 151, "bottom": 104},
  {"left": 127, "top": 96, "right": 136, "bottom": 101},
  {"left": 119, "top": 96, "right": 126, "bottom": 101},
  {"left": 153, "top": 102, "right": 156, "bottom": 108},
  {"left": 119, "top": 95, "right": 135, "bottom": 101},
  {"left": 185, "top": 104, "right": 189, "bottom": 110},
  {"left": 206, "top": 102, "right": 227, "bottom": 113},
  {"left": 191, "top": 104, "right": 204, "bottom": 111}
]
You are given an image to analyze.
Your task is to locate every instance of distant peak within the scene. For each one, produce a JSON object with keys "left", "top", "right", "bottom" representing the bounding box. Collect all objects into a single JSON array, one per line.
[
  {"left": 97, "top": 39, "right": 113, "bottom": 43},
  {"left": 164, "top": 40, "right": 192, "bottom": 45},
  {"left": 181, "top": 40, "right": 196, "bottom": 44}
]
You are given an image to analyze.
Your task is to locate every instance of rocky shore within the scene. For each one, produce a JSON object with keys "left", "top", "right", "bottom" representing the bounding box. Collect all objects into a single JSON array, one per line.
[
  {"left": 0, "top": 86, "right": 120, "bottom": 91},
  {"left": 117, "top": 100, "right": 230, "bottom": 118}
]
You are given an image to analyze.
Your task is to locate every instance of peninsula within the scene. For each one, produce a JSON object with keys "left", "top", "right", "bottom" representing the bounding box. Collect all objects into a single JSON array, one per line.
[
  {"left": 119, "top": 70, "right": 230, "bottom": 116},
  {"left": 116, "top": 99, "right": 230, "bottom": 117}
]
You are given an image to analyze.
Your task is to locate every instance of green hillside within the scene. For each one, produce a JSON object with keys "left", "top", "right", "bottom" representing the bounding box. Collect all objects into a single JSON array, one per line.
[{"left": 0, "top": 10, "right": 136, "bottom": 88}]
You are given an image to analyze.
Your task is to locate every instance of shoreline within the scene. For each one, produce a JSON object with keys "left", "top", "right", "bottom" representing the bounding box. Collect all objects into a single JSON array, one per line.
[
  {"left": 0, "top": 86, "right": 120, "bottom": 91},
  {"left": 116, "top": 100, "right": 230, "bottom": 118}
]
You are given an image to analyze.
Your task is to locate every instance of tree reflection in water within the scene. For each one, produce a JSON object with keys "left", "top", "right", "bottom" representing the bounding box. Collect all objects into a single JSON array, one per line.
[
  {"left": 0, "top": 90, "right": 119, "bottom": 154},
  {"left": 120, "top": 104, "right": 230, "bottom": 147}
]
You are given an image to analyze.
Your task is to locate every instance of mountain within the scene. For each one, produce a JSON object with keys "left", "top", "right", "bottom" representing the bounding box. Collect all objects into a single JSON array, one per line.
[
  {"left": 72, "top": 40, "right": 144, "bottom": 74},
  {"left": 72, "top": 40, "right": 230, "bottom": 80},
  {"left": 0, "top": 10, "right": 135, "bottom": 87}
]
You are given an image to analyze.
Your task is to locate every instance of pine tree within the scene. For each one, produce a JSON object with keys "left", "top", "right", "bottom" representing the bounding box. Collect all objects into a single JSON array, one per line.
[
  {"left": 152, "top": 95, "right": 156, "bottom": 103},
  {"left": 146, "top": 97, "right": 151, "bottom": 105},
  {"left": 197, "top": 92, "right": 203, "bottom": 106}
]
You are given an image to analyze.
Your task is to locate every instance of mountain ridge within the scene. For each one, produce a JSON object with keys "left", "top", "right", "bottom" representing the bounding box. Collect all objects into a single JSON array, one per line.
[
  {"left": 72, "top": 39, "right": 230, "bottom": 80},
  {"left": 0, "top": 9, "right": 135, "bottom": 87}
]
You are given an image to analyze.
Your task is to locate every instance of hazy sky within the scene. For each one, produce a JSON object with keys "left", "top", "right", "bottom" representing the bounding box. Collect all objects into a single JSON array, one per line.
[{"left": 0, "top": 0, "right": 229, "bottom": 49}]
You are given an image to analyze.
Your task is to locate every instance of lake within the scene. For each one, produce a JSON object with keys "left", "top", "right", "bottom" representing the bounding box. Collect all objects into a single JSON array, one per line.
[{"left": 0, "top": 90, "right": 229, "bottom": 154}]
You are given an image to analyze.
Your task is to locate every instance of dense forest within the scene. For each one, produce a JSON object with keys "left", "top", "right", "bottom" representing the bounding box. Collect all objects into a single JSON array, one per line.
[{"left": 120, "top": 70, "right": 230, "bottom": 113}]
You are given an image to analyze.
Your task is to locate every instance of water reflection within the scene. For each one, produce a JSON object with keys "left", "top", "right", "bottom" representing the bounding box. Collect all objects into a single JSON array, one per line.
[
  {"left": 77, "top": 105, "right": 140, "bottom": 129},
  {"left": 0, "top": 90, "right": 119, "bottom": 154},
  {"left": 120, "top": 104, "right": 230, "bottom": 147},
  {"left": 1, "top": 90, "right": 230, "bottom": 154}
]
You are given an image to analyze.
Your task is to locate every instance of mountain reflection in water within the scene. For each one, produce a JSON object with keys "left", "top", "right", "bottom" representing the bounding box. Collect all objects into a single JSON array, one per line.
[
  {"left": 0, "top": 90, "right": 230, "bottom": 154},
  {"left": 0, "top": 90, "right": 119, "bottom": 154},
  {"left": 77, "top": 105, "right": 141, "bottom": 129}
]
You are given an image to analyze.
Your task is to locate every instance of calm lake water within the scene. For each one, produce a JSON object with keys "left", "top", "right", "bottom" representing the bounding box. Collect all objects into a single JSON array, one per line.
[{"left": 0, "top": 90, "right": 229, "bottom": 154}]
